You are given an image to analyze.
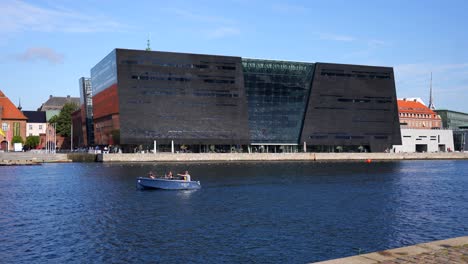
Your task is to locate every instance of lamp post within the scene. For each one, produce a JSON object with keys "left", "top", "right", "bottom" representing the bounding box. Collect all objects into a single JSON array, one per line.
[{"left": 70, "top": 124, "right": 73, "bottom": 152}]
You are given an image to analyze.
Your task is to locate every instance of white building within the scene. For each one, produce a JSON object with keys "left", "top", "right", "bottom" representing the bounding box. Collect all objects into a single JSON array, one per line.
[
  {"left": 392, "top": 129, "right": 454, "bottom": 153},
  {"left": 23, "top": 111, "right": 47, "bottom": 136}
]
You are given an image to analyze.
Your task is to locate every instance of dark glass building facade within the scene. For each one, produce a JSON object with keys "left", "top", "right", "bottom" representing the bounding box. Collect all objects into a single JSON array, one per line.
[
  {"left": 435, "top": 109, "right": 468, "bottom": 151},
  {"left": 243, "top": 59, "right": 314, "bottom": 145},
  {"left": 79, "top": 77, "right": 94, "bottom": 146},
  {"left": 90, "top": 49, "right": 401, "bottom": 152}
]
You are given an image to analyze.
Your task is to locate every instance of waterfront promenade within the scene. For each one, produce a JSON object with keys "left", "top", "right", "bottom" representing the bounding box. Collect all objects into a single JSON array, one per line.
[
  {"left": 2, "top": 152, "right": 468, "bottom": 164},
  {"left": 98, "top": 152, "right": 468, "bottom": 162},
  {"left": 313, "top": 236, "right": 468, "bottom": 264}
]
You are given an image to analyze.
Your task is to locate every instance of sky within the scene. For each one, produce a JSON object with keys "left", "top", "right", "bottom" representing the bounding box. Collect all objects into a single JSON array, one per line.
[{"left": 1, "top": 0, "right": 468, "bottom": 112}]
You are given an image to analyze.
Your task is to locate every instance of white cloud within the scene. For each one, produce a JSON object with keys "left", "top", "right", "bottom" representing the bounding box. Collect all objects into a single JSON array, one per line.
[
  {"left": 0, "top": 0, "right": 126, "bottom": 33},
  {"left": 319, "top": 33, "right": 355, "bottom": 42},
  {"left": 15, "top": 47, "right": 64, "bottom": 64}
]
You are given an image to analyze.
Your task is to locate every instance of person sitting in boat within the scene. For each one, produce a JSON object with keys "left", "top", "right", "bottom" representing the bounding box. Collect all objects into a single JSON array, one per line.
[
  {"left": 165, "top": 171, "right": 173, "bottom": 179},
  {"left": 148, "top": 171, "right": 156, "bottom": 179},
  {"left": 177, "top": 171, "right": 191, "bottom": 181}
]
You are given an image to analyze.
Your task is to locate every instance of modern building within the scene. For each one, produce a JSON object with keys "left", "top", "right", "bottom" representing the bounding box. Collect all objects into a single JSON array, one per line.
[
  {"left": 397, "top": 98, "right": 442, "bottom": 129},
  {"left": 0, "top": 90, "right": 27, "bottom": 151},
  {"left": 435, "top": 109, "right": 468, "bottom": 151},
  {"left": 392, "top": 98, "right": 454, "bottom": 152},
  {"left": 38, "top": 95, "right": 80, "bottom": 121},
  {"left": 88, "top": 48, "right": 401, "bottom": 152},
  {"left": 392, "top": 129, "right": 454, "bottom": 153},
  {"left": 78, "top": 77, "right": 94, "bottom": 146},
  {"left": 23, "top": 111, "right": 47, "bottom": 137},
  {"left": 435, "top": 109, "right": 468, "bottom": 130}
]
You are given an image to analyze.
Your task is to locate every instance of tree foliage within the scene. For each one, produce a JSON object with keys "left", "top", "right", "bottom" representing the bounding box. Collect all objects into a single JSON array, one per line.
[
  {"left": 12, "top": 135, "right": 23, "bottom": 144},
  {"left": 25, "top": 136, "right": 40, "bottom": 149},
  {"left": 48, "top": 102, "right": 79, "bottom": 137}
]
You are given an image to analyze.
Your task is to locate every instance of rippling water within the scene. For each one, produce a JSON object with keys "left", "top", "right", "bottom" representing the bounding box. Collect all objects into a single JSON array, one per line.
[{"left": 1, "top": 161, "right": 467, "bottom": 263}]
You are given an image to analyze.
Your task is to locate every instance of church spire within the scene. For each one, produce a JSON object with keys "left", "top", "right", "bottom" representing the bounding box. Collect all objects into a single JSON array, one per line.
[
  {"left": 428, "top": 72, "right": 435, "bottom": 110},
  {"left": 17, "top": 98, "right": 22, "bottom": 111},
  {"left": 145, "top": 33, "right": 151, "bottom": 51}
]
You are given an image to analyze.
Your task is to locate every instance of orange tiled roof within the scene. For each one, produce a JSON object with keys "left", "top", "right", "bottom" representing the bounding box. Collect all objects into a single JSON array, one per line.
[
  {"left": 397, "top": 99, "right": 437, "bottom": 115},
  {"left": 0, "top": 90, "right": 27, "bottom": 120}
]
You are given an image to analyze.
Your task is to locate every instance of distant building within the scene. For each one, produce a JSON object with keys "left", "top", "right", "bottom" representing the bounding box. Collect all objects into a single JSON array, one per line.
[
  {"left": 435, "top": 109, "right": 468, "bottom": 151},
  {"left": 22, "top": 111, "right": 47, "bottom": 137},
  {"left": 0, "top": 90, "right": 27, "bottom": 151},
  {"left": 397, "top": 98, "right": 442, "bottom": 129},
  {"left": 392, "top": 129, "right": 454, "bottom": 153},
  {"left": 78, "top": 77, "right": 94, "bottom": 146},
  {"left": 393, "top": 98, "right": 454, "bottom": 153},
  {"left": 88, "top": 48, "right": 401, "bottom": 152},
  {"left": 38, "top": 95, "right": 80, "bottom": 121},
  {"left": 435, "top": 109, "right": 468, "bottom": 130}
]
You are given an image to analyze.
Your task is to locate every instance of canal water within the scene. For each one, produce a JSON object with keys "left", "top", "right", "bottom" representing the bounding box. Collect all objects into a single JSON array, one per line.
[{"left": 1, "top": 161, "right": 467, "bottom": 263}]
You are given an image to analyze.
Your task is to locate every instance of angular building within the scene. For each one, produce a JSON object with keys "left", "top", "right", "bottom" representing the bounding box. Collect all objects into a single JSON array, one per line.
[
  {"left": 90, "top": 49, "right": 401, "bottom": 152},
  {"left": 78, "top": 77, "right": 94, "bottom": 146}
]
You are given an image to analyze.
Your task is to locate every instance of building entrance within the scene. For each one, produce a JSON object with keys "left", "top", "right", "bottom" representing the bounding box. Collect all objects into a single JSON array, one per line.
[
  {"left": 1, "top": 140, "right": 8, "bottom": 151},
  {"left": 415, "top": 144, "right": 428, "bottom": 153}
]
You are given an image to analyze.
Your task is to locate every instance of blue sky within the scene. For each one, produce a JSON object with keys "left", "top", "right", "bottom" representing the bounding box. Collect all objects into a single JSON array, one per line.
[{"left": 1, "top": 0, "right": 467, "bottom": 112}]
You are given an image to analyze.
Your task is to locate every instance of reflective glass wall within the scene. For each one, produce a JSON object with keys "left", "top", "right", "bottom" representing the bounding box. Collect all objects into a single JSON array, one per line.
[{"left": 242, "top": 59, "right": 315, "bottom": 144}]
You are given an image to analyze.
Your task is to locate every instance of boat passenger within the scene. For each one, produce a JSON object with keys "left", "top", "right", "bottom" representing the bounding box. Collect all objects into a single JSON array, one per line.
[
  {"left": 177, "top": 171, "right": 191, "bottom": 181},
  {"left": 166, "top": 171, "right": 173, "bottom": 179},
  {"left": 148, "top": 171, "right": 156, "bottom": 179}
]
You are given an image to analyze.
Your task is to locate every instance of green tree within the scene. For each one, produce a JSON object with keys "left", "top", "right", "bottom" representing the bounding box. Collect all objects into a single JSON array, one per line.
[
  {"left": 48, "top": 102, "right": 78, "bottom": 137},
  {"left": 25, "top": 136, "right": 40, "bottom": 149},
  {"left": 12, "top": 135, "right": 23, "bottom": 144}
]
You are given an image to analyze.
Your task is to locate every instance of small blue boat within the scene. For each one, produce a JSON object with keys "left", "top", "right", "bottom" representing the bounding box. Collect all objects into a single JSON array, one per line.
[{"left": 136, "top": 177, "right": 201, "bottom": 190}]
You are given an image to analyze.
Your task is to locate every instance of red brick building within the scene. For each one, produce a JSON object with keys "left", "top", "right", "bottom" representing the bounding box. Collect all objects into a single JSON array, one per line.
[
  {"left": 397, "top": 98, "right": 442, "bottom": 129},
  {"left": 0, "top": 90, "right": 27, "bottom": 151}
]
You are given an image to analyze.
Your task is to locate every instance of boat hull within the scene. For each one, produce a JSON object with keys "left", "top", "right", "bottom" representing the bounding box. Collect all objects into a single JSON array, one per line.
[{"left": 136, "top": 177, "right": 201, "bottom": 190}]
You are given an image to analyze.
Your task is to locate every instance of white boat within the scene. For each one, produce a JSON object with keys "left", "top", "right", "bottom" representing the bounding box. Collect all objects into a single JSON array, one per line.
[{"left": 136, "top": 177, "right": 201, "bottom": 190}]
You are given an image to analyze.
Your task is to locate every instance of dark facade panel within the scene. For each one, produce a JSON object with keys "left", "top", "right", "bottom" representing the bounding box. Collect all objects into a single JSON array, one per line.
[
  {"left": 242, "top": 59, "right": 314, "bottom": 144},
  {"left": 79, "top": 77, "right": 94, "bottom": 145},
  {"left": 116, "top": 49, "right": 250, "bottom": 145},
  {"left": 300, "top": 63, "right": 402, "bottom": 152}
]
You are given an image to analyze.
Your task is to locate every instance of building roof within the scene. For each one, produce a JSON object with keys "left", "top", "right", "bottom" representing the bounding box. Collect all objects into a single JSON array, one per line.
[
  {"left": 398, "top": 97, "right": 426, "bottom": 106},
  {"left": 37, "top": 95, "right": 80, "bottom": 111},
  {"left": 0, "top": 90, "right": 27, "bottom": 120},
  {"left": 435, "top": 109, "right": 468, "bottom": 116},
  {"left": 397, "top": 99, "right": 438, "bottom": 115},
  {"left": 22, "top": 111, "right": 47, "bottom": 123}
]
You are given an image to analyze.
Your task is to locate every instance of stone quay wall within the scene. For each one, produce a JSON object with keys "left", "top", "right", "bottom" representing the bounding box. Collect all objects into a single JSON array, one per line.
[
  {"left": 0, "top": 152, "right": 71, "bottom": 164},
  {"left": 98, "top": 152, "right": 468, "bottom": 162}
]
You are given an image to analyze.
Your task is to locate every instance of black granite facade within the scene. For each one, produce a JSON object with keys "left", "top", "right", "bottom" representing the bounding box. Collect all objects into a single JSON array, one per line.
[
  {"left": 116, "top": 49, "right": 250, "bottom": 145},
  {"left": 90, "top": 49, "right": 402, "bottom": 152},
  {"left": 300, "top": 63, "right": 402, "bottom": 152}
]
